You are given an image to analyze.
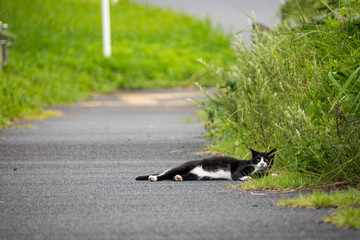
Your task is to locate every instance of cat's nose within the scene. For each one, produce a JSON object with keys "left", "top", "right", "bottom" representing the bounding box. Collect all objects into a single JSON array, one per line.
[{"left": 260, "top": 163, "right": 264, "bottom": 166}]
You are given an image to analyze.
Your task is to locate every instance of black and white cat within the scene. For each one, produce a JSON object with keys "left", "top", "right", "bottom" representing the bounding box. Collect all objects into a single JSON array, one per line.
[{"left": 136, "top": 148, "right": 276, "bottom": 182}]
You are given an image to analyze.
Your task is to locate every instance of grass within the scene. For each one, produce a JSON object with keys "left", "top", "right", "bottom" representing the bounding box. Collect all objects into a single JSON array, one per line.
[
  {"left": 0, "top": 0, "right": 235, "bottom": 125},
  {"left": 181, "top": 117, "right": 193, "bottom": 123},
  {"left": 278, "top": 188, "right": 360, "bottom": 229},
  {"left": 198, "top": 0, "right": 360, "bottom": 189},
  {"left": 239, "top": 173, "right": 325, "bottom": 190},
  {"left": 197, "top": 1, "right": 360, "bottom": 228},
  {"left": 21, "top": 109, "right": 63, "bottom": 121},
  {"left": 324, "top": 208, "right": 360, "bottom": 229},
  {"left": 278, "top": 188, "right": 360, "bottom": 208}
]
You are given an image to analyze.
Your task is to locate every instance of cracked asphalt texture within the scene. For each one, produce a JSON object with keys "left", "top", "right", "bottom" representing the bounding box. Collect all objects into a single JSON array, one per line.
[{"left": 1, "top": 89, "right": 359, "bottom": 240}]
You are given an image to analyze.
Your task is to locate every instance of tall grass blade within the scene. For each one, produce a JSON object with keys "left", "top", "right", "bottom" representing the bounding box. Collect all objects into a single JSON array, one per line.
[
  {"left": 328, "top": 71, "right": 342, "bottom": 89},
  {"left": 330, "top": 65, "right": 360, "bottom": 112}
]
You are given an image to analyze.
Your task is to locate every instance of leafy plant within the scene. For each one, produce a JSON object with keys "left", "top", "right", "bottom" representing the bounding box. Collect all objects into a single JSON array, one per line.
[{"left": 199, "top": 0, "right": 360, "bottom": 186}]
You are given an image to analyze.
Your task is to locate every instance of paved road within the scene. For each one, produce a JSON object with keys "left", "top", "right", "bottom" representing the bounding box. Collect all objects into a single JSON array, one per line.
[
  {"left": 132, "top": 0, "right": 281, "bottom": 42},
  {"left": 1, "top": 89, "right": 359, "bottom": 240}
]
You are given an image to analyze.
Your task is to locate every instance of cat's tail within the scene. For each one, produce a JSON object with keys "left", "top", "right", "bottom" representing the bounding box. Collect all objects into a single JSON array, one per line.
[{"left": 135, "top": 175, "right": 150, "bottom": 180}]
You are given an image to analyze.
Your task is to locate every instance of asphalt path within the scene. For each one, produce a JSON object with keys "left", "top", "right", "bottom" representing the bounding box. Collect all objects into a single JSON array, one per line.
[
  {"left": 132, "top": 0, "right": 281, "bottom": 42},
  {"left": 1, "top": 89, "right": 359, "bottom": 240}
]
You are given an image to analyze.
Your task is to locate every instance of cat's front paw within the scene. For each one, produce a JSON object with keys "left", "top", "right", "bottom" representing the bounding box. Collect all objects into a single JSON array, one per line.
[
  {"left": 174, "top": 175, "right": 183, "bottom": 181},
  {"left": 239, "top": 176, "right": 252, "bottom": 182},
  {"left": 149, "top": 175, "right": 158, "bottom": 182}
]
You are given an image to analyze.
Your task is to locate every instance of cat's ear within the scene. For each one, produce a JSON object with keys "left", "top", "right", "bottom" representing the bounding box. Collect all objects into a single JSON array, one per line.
[
  {"left": 250, "top": 148, "right": 257, "bottom": 156},
  {"left": 268, "top": 149, "right": 277, "bottom": 158}
]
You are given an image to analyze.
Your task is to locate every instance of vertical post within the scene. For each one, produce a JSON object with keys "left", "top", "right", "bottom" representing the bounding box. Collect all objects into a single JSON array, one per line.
[
  {"left": 102, "top": 0, "right": 111, "bottom": 57},
  {"left": 0, "top": 21, "right": 3, "bottom": 71},
  {"left": 2, "top": 23, "right": 9, "bottom": 64}
]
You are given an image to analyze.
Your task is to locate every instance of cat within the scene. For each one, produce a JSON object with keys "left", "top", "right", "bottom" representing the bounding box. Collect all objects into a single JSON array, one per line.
[{"left": 136, "top": 148, "right": 276, "bottom": 182}]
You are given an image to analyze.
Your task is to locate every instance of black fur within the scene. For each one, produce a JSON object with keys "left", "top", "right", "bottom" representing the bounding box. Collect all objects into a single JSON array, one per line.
[{"left": 136, "top": 148, "right": 276, "bottom": 181}]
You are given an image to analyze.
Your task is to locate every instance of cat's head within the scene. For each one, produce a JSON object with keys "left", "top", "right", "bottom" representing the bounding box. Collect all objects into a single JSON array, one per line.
[{"left": 250, "top": 148, "right": 276, "bottom": 171}]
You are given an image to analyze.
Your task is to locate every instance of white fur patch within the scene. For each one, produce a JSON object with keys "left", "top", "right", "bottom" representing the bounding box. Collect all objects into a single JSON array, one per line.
[
  {"left": 240, "top": 176, "right": 252, "bottom": 181},
  {"left": 148, "top": 175, "right": 157, "bottom": 182},
  {"left": 190, "top": 166, "right": 232, "bottom": 180},
  {"left": 149, "top": 169, "right": 170, "bottom": 182},
  {"left": 174, "top": 175, "right": 183, "bottom": 181},
  {"left": 158, "top": 169, "right": 170, "bottom": 176},
  {"left": 254, "top": 157, "right": 268, "bottom": 172}
]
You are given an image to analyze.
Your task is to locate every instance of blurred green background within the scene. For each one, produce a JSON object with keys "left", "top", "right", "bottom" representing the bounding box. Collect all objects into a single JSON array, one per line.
[{"left": 0, "top": 0, "right": 235, "bottom": 124}]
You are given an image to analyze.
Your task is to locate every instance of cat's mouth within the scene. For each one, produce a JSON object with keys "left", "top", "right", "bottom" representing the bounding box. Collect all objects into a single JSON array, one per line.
[{"left": 258, "top": 166, "right": 267, "bottom": 170}]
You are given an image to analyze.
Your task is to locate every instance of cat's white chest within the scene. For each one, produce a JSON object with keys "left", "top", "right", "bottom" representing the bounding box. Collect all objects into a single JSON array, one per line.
[{"left": 190, "top": 166, "right": 232, "bottom": 180}]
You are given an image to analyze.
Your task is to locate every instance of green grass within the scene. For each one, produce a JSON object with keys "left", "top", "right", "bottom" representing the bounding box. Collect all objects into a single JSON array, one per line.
[
  {"left": 278, "top": 188, "right": 360, "bottom": 229},
  {"left": 198, "top": 0, "right": 360, "bottom": 188},
  {"left": 0, "top": 0, "right": 235, "bottom": 125},
  {"left": 324, "top": 208, "right": 360, "bottom": 229},
  {"left": 239, "top": 172, "right": 325, "bottom": 190},
  {"left": 181, "top": 117, "right": 193, "bottom": 123},
  {"left": 278, "top": 188, "right": 360, "bottom": 208}
]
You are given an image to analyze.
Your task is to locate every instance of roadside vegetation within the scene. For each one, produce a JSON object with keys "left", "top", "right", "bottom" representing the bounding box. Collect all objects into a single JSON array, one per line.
[
  {"left": 199, "top": 0, "right": 360, "bottom": 189},
  {"left": 198, "top": 0, "right": 360, "bottom": 229},
  {"left": 0, "top": 0, "right": 235, "bottom": 126},
  {"left": 278, "top": 188, "right": 360, "bottom": 229}
]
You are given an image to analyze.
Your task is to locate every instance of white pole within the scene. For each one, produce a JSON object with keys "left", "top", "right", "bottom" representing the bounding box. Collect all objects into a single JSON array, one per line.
[{"left": 102, "top": 0, "right": 111, "bottom": 57}]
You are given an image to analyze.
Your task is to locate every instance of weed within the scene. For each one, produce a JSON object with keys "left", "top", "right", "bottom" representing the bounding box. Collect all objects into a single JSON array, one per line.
[
  {"left": 181, "top": 117, "right": 192, "bottom": 123},
  {"left": 278, "top": 187, "right": 360, "bottom": 229},
  {"left": 240, "top": 172, "right": 324, "bottom": 190},
  {"left": 324, "top": 208, "right": 360, "bottom": 229},
  {"left": 198, "top": 0, "right": 360, "bottom": 187},
  {"left": 278, "top": 188, "right": 360, "bottom": 208}
]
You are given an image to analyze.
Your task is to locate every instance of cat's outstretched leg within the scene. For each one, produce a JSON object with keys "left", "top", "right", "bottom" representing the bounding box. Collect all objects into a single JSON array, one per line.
[
  {"left": 239, "top": 176, "right": 252, "bottom": 181},
  {"left": 136, "top": 175, "right": 150, "bottom": 180},
  {"left": 136, "top": 174, "right": 158, "bottom": 181},
  {"left": 174, "top": 175, "right": 183, "bottom": 181},
  {"left": 148, "top": 175, "right": 158, "bottom": 182},
  {"left": 143, "top": 162, "right": 197, "bottom": 182},
  {"left": 148, "top": 169, "right": 174, "bottom": 181},
  {"left": 175, "top": 173, "right": 198, "bottom": 181}
]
